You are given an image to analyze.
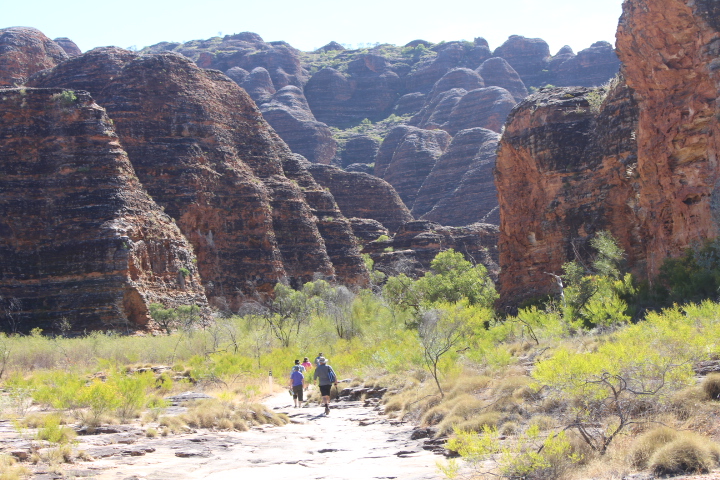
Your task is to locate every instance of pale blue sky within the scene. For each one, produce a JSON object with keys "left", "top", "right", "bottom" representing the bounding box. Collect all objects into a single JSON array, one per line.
[{"left": 4, "top": 0, "right": 624, "bottom": 54}]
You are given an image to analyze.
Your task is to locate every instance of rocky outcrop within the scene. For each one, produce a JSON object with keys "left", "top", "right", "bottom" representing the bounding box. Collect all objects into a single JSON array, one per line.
[
  {"left": 550, "top": 42, "right": 621, "bottom": 87},
  {"left": 0, "top": 88, "right": 206, "bottom": 333},
  {"left": 340, "top": 135, "right": 380, "bottom": 167},
  {"left": 493, "top": 35, "right": 551, "bottom": 88},
  {"left": 305, "top": 54, "right": 403, "bottom": 126},
  {"left": 374, "top": 126, "right": 452, "bottom": 209},
  {"left": 393, "top": 92, "right": 426, "bottom": 115},
  {"left": 54, "top": 37, "right": 81, "bottom": 57},
  {"left": 31, "top": 49, "right": 368, "bottom": 307},
  {"left": 363, "top": 221, "right": 499, "bottom": 280},
  {"left": 495, "top": 84, "right": 639, "bottom": 303},
  {"left": 144, "top": 32, "right": 307, "bottom": 90},
  {"left": 405, "top": 41, "right": 491, "bottom": 94},
  {"left": 307, "top": 163, "right": 413, "bottom": 233},
  {"left": 260, "top": 86, "right": 337, "bottom": 164},
  {"left": 477, "top": 57, "right": 528, "bottom": 102},
  {"left": 0, "top": 27, "right": 67, "bottom": 86},
  {"left": 414, "top": 128, "right": 501, "bottom": 226}
]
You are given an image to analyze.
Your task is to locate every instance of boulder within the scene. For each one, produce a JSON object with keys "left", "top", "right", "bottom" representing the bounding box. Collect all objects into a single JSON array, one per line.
[
  {"left": 241, "top": 66, "right": 276, "bottom": 104},
  {"left": 444, "top": 86, "right": 516, "bottom": 134}
]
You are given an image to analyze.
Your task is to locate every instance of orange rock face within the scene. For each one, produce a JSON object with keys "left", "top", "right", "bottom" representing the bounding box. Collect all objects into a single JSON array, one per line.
[
  {"left": 0, "top": 27, "right": 67, "bottom": 86},
  {"left": 616, "top": 0, "right": 720, "bottom": 277},
  {"left": 0, "top": 88, "right": 206, "bottom": 332},
  {"left": 496, "top": 84, "right": 639, "bottom": 302},
  {"left": 496, "top": 0, "right": 720, "bottom": 303}
]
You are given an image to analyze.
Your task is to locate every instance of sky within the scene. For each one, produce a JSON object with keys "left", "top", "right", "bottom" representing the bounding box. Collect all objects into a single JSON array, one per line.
[{"left": 3, "top": 0, "right": 625, "bottom": 55}]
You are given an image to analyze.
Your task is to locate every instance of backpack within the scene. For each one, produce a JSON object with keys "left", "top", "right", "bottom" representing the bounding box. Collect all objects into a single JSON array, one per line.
[{"left": 327, "top": 366, "right": 337, "bottom": 383}]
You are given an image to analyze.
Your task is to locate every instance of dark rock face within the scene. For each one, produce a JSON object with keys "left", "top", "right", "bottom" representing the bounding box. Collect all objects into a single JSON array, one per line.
[
  {"left": 305, "top": 54, "right": 403, "bottom": 126},
  {"left": 348, "top": 218, "right": 389, "bottom": 245},
  {"left": 0, "top": 88, "right": 206, "bottom": 333},
  {"left": 345, "top": 163, "right": 375, "bottom": 174},
  {"left": 477, "top": 57, "right": 528, "bottom": 102},
  {"left": 393, "top": 92, "right": 426, "bottom": 115},
  {"left": 53, "top": 37, "right": 81, "bottom": 57},
  {"left": 444, "top": 87, "right": 516, "bottom": 134},
  {"left": 364, "top": 221, "right": 499, "bottom": 280},
  {"left": 410, "top": 88, "right": 467, "bottom": 131},
  {"left": 260, "top": 86, "right": 337, "bottom": 164},
  {"left": 240, "top": 66, "right": 276, "bottom": 104},
  {"left": 307, "top": 164, "right": 413, "bottom": 233},
  {"left": 374, "top": 126, "right": 452, "bottom": 209},
  {"left": 32, "top": 49, "right": 368, "bottom": 307},
  {"left": 551, "top": 41, "right": 621, "bottom": 87},
  {"left": 0, "top": 27, "right": 68, "bottom": 86},
  {"left": 495, "top": 84, "right": 639, "bottom": 303},
  {"left": 428, "top": 68, "right": 485, "bottom": 99},
  {"left": 340, "top": 135, "right": 380, "bottom": 167},
  {"left": 493, "top": 35, "right": 551, "bottom": 88},
  {"left": 145, "top": 32, "right": 307, "bottom": 90},
  {"left": 414, "top": 128, "right": 501, "bottom": 226}
]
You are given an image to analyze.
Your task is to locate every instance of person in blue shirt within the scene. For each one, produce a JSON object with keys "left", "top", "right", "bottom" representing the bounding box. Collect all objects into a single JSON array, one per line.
[{"left": 289, "top": 365, "right": 306, "bottom": 408}]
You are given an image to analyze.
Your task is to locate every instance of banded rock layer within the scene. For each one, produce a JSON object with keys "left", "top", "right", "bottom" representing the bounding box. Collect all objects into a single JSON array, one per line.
[
  {"left": 31, "top": 48, "right": 368, "bottom": 309},
  {"left": 0, "top": 88, "right": 206, "bottom": 332}
]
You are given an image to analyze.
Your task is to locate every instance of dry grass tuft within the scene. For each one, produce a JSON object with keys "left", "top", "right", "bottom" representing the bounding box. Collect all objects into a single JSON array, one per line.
[
  {"left": 528, "top": 414, "right": 556, "bottom": 431},
  {"left": 0, "top": 454, "right": 31, "bottom": 480},
  {"left": 181, "top": 399, "right": 288, "bottom": 431},
  {"left": 629, "top": 426, "right": 679, "bottom": 469},
  {"left": 649, "top": 435, "right": 720, "bottom": 476},
  {"left": 702, "top": 373, "right": 720, "bottom": 401},
  {"left": 455, "top": 411, "right": 502, "bottom": 434},
  {"left": 668, "top": 386, "right": 705, "bottom": 420}
]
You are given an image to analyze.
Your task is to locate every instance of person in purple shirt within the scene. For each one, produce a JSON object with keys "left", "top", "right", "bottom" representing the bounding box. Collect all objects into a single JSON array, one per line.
[{"left": 289, "top": 365, "right": 306, "bottom": 408}]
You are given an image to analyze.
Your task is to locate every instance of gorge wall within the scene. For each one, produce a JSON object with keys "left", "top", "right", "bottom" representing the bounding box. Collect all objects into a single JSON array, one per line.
[
  {"left": 29, "top": 48, "right": 369, "bottom": 310},
  {"left": 496, "top": 0, "right": 720, "bottom": 303},
  {"left": 0, "top": 88, "right": 206, "bottom": 332}
]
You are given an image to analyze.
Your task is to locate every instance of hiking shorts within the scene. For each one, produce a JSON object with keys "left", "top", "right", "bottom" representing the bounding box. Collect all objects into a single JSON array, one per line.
[
  {"left": 292, "top": 385, "right": 304, "bottom": 401},
  {"left": 319, "top": 384, "right": 332, "bottom": 396}
]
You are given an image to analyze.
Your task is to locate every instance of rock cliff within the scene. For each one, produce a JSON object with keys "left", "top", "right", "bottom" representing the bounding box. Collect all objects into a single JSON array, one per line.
[
  {"left": 31, "top": 49, "right": 368, "bottom": 307},
  {"left": 0, "top": 88, "right": 206, "bottom": 333},
  {"left": 495, "top": 84, "right": 640, "bottom": 303},
  {"left": 0, "top": 27, "right": 67, "bottom": 86},
  {"left": 496, "top": 0, "right": 720, "bottom": 303}
]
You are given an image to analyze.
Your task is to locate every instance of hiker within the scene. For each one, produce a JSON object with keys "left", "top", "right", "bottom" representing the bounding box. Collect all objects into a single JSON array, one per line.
[
  {"left": 301, "top": 357, "right": 313, "bottom": 372},
  {"left": 289, "top": 365, "right": 306, "bottom": 408},
  {"left": 313, "top": 356, "right": 337, "bottom": 415},
  {"left": 314, "top": 352, "right": 324, "bottom": 367},
  {"left": 291, "top": 359, "right": 305, "bottom": 374}
]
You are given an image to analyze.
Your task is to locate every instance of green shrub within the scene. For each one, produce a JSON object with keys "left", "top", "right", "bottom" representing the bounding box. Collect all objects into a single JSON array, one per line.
[{"left": 36, "top": 415, "right": 76, "bottom": 445}]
